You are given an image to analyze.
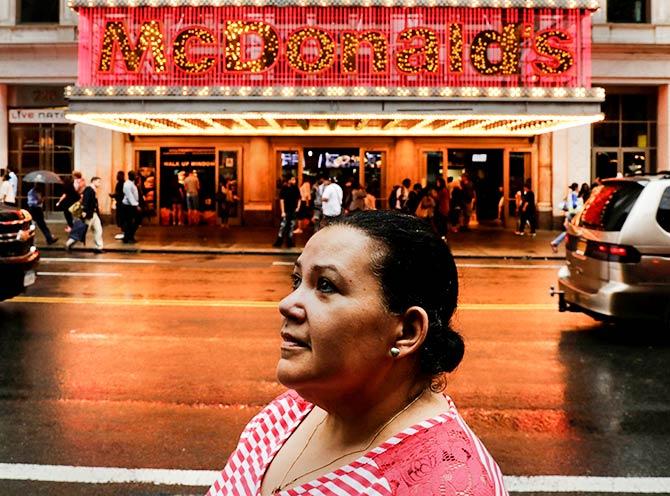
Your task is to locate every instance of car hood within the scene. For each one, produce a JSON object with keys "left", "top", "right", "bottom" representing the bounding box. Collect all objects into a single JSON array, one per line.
[{"left": 0, "top": 205, "right": 31, "bottom": 223}]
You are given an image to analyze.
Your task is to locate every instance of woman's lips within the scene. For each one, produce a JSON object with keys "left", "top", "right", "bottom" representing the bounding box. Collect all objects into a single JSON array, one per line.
[{"left": 280, "top": 331, "right": 310, "bottom": 349}]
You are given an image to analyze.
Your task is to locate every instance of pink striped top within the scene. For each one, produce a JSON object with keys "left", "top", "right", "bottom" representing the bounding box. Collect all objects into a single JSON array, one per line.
[{"left": 206, "top": 390, "right": 508, "bottom": 496}]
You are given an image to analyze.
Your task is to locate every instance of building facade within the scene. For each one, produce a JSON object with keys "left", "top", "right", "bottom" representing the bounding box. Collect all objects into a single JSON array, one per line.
[{"left": 1, "top": 0, "right": 668, "bottom": 228}]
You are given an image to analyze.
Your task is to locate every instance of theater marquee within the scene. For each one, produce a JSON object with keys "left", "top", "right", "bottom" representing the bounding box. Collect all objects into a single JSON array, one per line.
[{"left": 66, "top": 0, "right": 605, "bottom": 137}]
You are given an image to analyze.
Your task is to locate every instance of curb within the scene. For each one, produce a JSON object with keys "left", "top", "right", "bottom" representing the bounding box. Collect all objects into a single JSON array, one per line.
[{"left": 36, "top": 245, "right": 565, "bottom": 260}]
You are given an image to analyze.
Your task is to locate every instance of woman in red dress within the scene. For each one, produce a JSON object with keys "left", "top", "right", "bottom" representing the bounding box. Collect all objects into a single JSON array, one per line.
[{"left": 207, "top": 210, "right": 507, "bottom": 496}]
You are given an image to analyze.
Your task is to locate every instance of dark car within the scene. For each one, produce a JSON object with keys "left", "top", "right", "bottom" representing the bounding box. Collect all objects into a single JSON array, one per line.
[{"left": 0, "top": 204, "right": 39, "bottom": 300}]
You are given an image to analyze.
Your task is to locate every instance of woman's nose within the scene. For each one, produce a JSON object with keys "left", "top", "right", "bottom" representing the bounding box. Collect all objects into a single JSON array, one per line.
[{"left": 278, "top": 290, "right": 306, "bottom": 322}]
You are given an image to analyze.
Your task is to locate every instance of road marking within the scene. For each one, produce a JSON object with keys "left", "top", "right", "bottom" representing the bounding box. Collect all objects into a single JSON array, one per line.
[
  {"left": 41, "top": 257, "right": 167, "bottom": 265},
  {"left": 458, "top": 263, "right": 562, "bottom": 270},
  {"left": 272, "top": 261, "right": 563, "bottom": 270},
  {"left": 37, "top": 272, "right": 121, "bottom": 278},
  {"left": 11, "top": 296, "right": 555, "bottom": 311},
  {"left": 1, "top": 464, "right": 669, "bottom": 493}
]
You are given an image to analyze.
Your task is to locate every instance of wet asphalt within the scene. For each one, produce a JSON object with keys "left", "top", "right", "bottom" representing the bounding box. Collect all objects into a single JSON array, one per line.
[{"left": 0, "top": 253, "right": 669, "bottom": 495}]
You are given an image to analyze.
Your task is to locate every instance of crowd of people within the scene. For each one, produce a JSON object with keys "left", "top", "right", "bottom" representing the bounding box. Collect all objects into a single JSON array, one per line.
[{"left": 272, "top": 172, "right": 480, "bottom": 247}]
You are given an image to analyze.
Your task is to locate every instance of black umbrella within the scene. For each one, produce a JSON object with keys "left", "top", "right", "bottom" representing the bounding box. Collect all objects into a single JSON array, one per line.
[{"left": 22, "top": 170, "right": 63, "bottom": 184}]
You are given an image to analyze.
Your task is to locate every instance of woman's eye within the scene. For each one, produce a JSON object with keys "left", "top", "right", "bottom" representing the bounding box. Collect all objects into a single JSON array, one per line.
[
  {"left": 290, "top": 273, "right": 302, "bottom": 290},
  {"left": 316, "top": 277, "right": 337, "bottom": 293}
]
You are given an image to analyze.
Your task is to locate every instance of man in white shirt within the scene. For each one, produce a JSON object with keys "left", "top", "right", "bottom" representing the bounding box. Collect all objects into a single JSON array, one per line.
[
  {"left": 320, "top": 176, "right": 343, "bottom": 227},
  {"left": 121, "top": 170, "right": 141, "bottom": 243},
  {"left": 0, "top": 170, "right": 16, "bottom": 206},
  {"left": 7, "top": 166, "right": 18, "bottom": 201}
]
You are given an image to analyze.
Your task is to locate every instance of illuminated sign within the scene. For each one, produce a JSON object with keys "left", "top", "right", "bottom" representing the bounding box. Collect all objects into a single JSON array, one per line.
[{"left": 76, "top": 7, "right": 591, "bottom": 89}]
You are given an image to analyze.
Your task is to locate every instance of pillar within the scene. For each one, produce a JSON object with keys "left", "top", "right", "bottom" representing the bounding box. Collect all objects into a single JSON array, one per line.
[
  {"left": 551, "top": 125, "right": 591, "bottom": 227},
  {"left": 243, "top": 137, "right": 274, "bottom": 226},
  {"left": 537, "top": 133, "right": 553, "bottom": 229},
  {"left": 74, "top": 123, "right": 113, "bottom": 214},
  {"left": 0, "top": 85, "right": 7, "bottom": 171},
  {"left": 658, "top": 85, "right": 670, "bottom": 173},
  {"left": 392, "top": 138, "right": 415, "bottom": 189}
]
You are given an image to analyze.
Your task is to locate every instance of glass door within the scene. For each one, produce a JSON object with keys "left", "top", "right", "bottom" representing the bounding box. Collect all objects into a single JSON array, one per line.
[
  {"left": 218, "top": 150, "right": 241, "bottom": 226},
  {"left": 363, "top": 150, "right": 384, "bottom": 209},
  {"left": 423, "top": 151, "right": 444, "bottom": 187},
  {"left": 509, "top": 152, "right": 530, "bottom": 219}
]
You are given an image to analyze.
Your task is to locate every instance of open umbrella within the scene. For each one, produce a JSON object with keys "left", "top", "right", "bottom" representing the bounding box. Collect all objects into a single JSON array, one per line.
[{"left": 22, "top": 170, "right": 63, "bottom": 184}]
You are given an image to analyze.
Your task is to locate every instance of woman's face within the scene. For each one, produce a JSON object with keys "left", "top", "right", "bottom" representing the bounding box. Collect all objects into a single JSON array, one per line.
[{"left": 277, "top": 226, "right": 400, "bottom": 399}]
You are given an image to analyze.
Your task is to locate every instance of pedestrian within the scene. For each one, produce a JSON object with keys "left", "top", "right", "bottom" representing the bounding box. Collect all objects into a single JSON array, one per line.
[
  {"left": 578, "top": 182, "right": 591, "bottom": 204},
  {"left": 460, "top": 173, "right": 476, "bottom": 231},
  {"left": 550, "top": 182, "right": 580, "bottom": 252},
  {"left": 294, "top": 177, "right": 312, "bottom": 234},
  {"left": 0, "top": 170, "right": 16, "bottom": 206},
  {"left": 311, "top": 175, "right": 326, "bottom": 232},
  {"left": 449, "top": 178, "right": 463, "bottom": 232},
  {"left": 516, "top": 179, "right": 537, "bottom": 236},
  {"left": 434, "top": 177, "right": 451, "bottom": 237},
  {"left": 206, "top": 210, "right": 507, "bottom": 496},
  {"left": 121, "top": 170, "right": 141, "bottom": 244},
  {"left": 110, "top": 171, "right": 125, "bottom": 239},
  {"left": 184, "top": 169, "right": 200, "bottom": 225},
  {"left": 403, "top": 183, "right": 422, "bottom": 215},
  {"left": 347, "top": 180, "right": 368, "bottom": 213},
  {"left": 389, "top": 178, "right": 411, "bottom": 211},
  {"left": 415, "top": 186, "right": 436, "bottom": 222},
  {"left": 217, "top": 178, "right": 231, "bottom": 229},
  {"left": 27, "top": 182, "right": 58, "bottom": 245},
  {"left": 364, "top": 189, "right": 377, "bottom": 210},
  {"left": 319, "top": 175, "right": 343, "bottom": 228},
  {"left": 6, "top": 166, "right": 18, "bottom": 203},
  {"left": 55, "top": 175, "right": 79, "bottom": 232},
  {"left": 170, "top": 171, "right": 185, "bottom": 226},
  {"left": 341, "top": 176, "right": 354, "bottom": 215},
  {"left": 273, "top": 176, "right": 301, "bottom": 248},
  {"left": 66, "top": 176, "right": 104, "bottom": 253}
]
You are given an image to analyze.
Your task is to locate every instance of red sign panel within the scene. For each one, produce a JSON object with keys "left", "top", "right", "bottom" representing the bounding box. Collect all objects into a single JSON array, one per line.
[{"left": 77, "top": 6, "right": 591, "bottom": 89}]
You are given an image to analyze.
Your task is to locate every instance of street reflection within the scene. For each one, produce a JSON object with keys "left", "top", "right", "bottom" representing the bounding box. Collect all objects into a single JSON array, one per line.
[{"left": 559, "top": 323, "right": 670, "bottom": 474}]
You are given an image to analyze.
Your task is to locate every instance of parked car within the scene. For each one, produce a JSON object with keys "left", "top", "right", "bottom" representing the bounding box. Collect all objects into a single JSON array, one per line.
[
  {"left": 552, "top": 173, "right": 670, "bottom": 329},
  {"left": 0, "top": 204, "right": 39, "bottom": 301}
]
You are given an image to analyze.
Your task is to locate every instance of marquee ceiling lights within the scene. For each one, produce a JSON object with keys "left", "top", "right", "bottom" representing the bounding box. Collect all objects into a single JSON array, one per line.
[
  {"left": 65, "top": 111, "right": 603, "bottom": 136},
  {"left": 68, "top": 0, "right": 599, "bottom": 8},
  {"left": 67, "top": 85, "right": 605, "bottom": 101}
]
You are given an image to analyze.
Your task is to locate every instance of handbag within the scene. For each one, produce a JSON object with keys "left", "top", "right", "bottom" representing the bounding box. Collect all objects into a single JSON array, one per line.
[{"left": 68, "top": 201, "right": 84, "bottom": 218}]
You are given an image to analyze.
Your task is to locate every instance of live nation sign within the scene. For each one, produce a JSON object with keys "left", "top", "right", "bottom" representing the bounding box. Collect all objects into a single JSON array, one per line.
[{"left": 77, "top": 6, "right": 592, "bottom": 89}]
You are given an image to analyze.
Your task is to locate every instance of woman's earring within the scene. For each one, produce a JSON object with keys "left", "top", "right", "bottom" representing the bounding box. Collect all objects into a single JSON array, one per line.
[{"left": 390, "top": 347, "right": 400, "bottom": 358}]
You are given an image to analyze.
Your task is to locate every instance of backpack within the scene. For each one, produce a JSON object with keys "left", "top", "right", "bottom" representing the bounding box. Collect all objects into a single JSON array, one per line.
[{"left": 388, "top": 186, "right": 400, "bottom": 210}]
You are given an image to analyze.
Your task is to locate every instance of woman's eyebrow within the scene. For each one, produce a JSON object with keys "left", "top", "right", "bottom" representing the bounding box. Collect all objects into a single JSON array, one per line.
[{"left": 312, "top": 264, "right": 341, "bottom": 274}]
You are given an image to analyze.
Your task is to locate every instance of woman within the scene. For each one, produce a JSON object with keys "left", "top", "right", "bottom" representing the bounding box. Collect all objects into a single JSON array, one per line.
[
  {"left": 217, "top": 179, "right": 231, "bottom": 228},
  {"left": 207, "top": 210, "right": 506, "bottom": 496},
  {"left": 347, "top": 181, "right": 368, "bottom": 213}
]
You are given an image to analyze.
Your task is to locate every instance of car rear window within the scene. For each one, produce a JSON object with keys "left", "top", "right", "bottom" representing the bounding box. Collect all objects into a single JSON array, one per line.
[
  {"left": 658, "top": 186, "right": 670, "bottom": 233},
  {"left": 578, "top": 182, "right": 644, "bottom": 231}
]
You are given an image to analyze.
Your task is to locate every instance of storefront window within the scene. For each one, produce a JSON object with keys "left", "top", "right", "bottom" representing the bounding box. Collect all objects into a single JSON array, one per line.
[
  {"left": 302, "top": 148, "right": 359, "bottom": 186},
  {"left": 159, "top": 147, "right": 216, "bottom": 225},
  {"left": 424, "top": 151, "right": 443, "bottom": 186},
  {"left": 592, "top": 92, "right": 657, "bottom": 178},
  {"left": 19, "top": 0, "right": 59, "bottom": 23},
  {"left": 136, "top": 150, "right": 157, "bottom": 221},
  {"left": 218, "top": 151, "right": 240, "bottom": 223},
  {"left": 9, "top": 123, "right": 74, "bottom": 209},
  {"left": 279, "top": 151, "right": 299, "bottom": 180},
  {"left": 607, "top": 0, "right": 648, "bottom": 23}
]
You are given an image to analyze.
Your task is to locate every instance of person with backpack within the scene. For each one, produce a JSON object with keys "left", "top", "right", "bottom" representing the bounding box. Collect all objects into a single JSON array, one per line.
[
  {"left": 550, "top": 182, "right": 580, "bottom": 252},
  {"left": 388, "top": 178, "right": 411, "bottom": 211}
]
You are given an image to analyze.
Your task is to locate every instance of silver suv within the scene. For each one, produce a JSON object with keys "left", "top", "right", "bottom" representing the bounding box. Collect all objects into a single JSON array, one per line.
[{"left": 552, "top": 173, "right": 670, "bottom": 329}]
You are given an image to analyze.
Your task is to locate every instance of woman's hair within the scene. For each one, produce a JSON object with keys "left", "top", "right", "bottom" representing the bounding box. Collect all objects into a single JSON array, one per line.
[{"left": 331, "top": 210, "right": 463, "bottom": 390}]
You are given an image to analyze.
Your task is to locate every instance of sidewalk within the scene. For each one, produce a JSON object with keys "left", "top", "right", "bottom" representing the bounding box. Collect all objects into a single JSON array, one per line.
[{"left": 35, "top": 219, "right": 565, "bottom": 259}]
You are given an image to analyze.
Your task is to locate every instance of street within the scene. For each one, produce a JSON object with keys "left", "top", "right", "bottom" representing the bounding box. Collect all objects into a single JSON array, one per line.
[{"left": 1, "top": 253, "right": 669, "bottom": 495}]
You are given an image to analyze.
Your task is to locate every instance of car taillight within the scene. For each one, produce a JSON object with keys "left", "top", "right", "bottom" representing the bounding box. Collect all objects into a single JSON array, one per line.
[{"left": 585, "top": 241, "right": 641, "bottom": 263}]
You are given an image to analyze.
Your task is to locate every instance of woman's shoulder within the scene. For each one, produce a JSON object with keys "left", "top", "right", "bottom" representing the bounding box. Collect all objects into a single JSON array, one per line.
[{"left": 371, "top": 396, "right": 506, "bottom": 495}]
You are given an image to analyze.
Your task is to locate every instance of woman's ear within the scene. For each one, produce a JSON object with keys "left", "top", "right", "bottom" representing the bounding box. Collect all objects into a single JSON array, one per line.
[{"left": 392, "top": 306, "right": 429, "bottom": 358}]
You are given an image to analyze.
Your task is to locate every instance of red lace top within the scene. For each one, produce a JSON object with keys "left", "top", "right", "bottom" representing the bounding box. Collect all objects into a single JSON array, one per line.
[{"left": 206, "top": 390, "right": 507, "bottom": 496}]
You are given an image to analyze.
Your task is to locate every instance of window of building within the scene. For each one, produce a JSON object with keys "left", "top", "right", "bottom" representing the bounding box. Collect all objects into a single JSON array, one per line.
[
  {"left": 606, "top": 0, "right": 649, "bottom": 23},
  {"left": 657, "top": 187, "right": 670, "bottom": 234},
  {"left": 592, "top": 92, "right": 657, "bottom": 179},
  {"left": 18, "top": 0, "right": 59, "bottom": 24},
  {"left": 9, "top": 123, "right": 74, "bottom": 210}
]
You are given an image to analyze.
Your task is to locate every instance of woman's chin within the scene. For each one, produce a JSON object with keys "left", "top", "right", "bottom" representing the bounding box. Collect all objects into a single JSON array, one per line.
[{"left": 276, "top": 359, "right": 311, "bottom": 389}]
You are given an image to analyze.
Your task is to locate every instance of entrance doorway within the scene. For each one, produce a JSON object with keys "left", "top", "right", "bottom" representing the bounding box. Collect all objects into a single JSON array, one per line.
[
  {"left": 449, "top": 149, "right": 503, "bottom": 223},
  {"left": 218, "top": 150, "right": 241, "bottom": 225},
  {"left": 159, "top": 147, "right": 216, "bottom": 225}
]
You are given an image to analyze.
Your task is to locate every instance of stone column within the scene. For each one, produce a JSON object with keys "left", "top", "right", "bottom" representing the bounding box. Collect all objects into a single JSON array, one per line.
[
  {"left": 551, "top": 124, "right": 591, "bottom": 227},
  {"left": 537, "top": 133, "right": 553, "bottom": 229},
  {"left": 0, "top": 85, "right": 7, "bottom": 171},
  {"left": 243, "top": 137, "right": 274, "bottom": 226},
  {"left": 392, "top": 138, "right": 415, "bottom": 199},
  {"left": 658, "top": 84, "right": 670, "bottom": 173},
  {"left": 74, "top": 123, "right": 113, "bottom": 214}
]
